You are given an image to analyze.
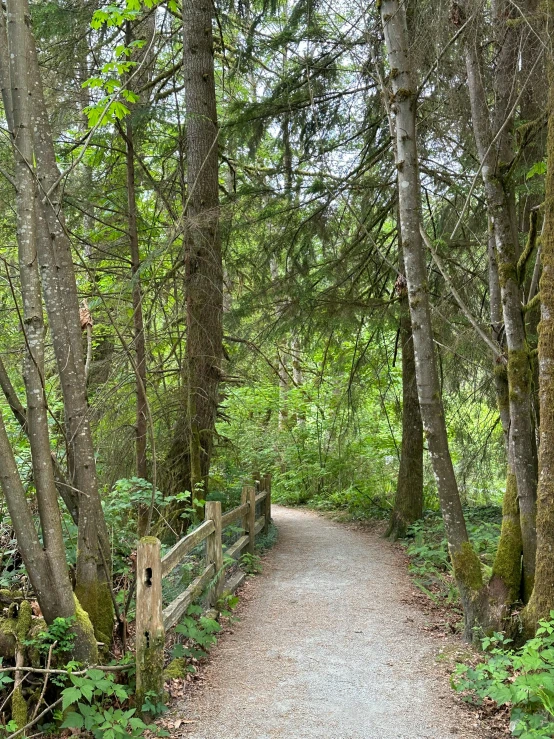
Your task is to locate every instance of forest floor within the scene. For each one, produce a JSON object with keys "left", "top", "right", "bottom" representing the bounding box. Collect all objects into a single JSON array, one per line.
[{"left": 166, "top": 505, "right": 488, "bottom": 739}]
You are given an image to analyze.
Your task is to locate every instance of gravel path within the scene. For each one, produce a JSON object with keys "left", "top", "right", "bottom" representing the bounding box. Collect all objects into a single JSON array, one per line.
[{"left": 176, "top": 505, "right": 483, "bottom": 739}]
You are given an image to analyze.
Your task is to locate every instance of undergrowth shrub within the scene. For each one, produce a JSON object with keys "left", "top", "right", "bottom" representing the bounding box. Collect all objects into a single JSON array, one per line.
[
  {"left": 403, "top": 507, "right": 501, "bottom": 609},
  {"left": 453, "top": 616, "right": 554, "bottom": 738}
]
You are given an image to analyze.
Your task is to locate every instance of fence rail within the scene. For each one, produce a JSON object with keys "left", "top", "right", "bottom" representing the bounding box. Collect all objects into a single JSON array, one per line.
[{"left": 135, "top": 475, "right": 272, "bottom": 709}]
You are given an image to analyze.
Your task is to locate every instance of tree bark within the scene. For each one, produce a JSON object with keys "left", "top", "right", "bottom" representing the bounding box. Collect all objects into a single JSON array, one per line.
[
  {"left": 380, "top": 0, "right": 485, "bottom": 637},
  {"left": 0, "top": 0, "right": 114, "bottom": 642},
  {"left": 168, "top": 0, "right": 223, "bottom": 508},
  {"left": 386, "top": 262, "right": 423, "bottom": 541},
  {"left": 459, "top": 3, "right": 537, "bottom": 599},
  {"left": 0, "top": 0, "right": 97, "bottom": 663},
  {"left": 488, "top": 227, "right": 524, "bottom": 611},
  {"left": 522, "top": 12, "right": 554, "bottom": 633},
  {"left": 123, "top": 20, "right": 149, "bottom": 533}
]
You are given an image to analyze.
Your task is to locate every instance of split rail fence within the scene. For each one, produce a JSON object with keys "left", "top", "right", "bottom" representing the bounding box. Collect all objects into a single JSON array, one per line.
[{"left": 135, "top": 475, "right": 272, "bottom": 707}]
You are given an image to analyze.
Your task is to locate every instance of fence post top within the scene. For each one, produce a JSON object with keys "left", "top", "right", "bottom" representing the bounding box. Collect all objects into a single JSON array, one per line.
[{"left": 138, "top": 535, "right": 161, "bottom": 546}]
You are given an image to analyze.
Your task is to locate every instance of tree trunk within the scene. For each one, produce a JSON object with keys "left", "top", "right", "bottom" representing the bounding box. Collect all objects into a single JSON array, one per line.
[
  {"left": 522, "top": 20, "right": 554, "bottom": 634},
  {"left": 171, "top": 0, "right": 223, "bottom": 509},
  {"left": 386, "top": 264, "right": 423, "bottom": 541},
  {"left": 380, "top": 0, "right": 486, "bottom": 637},
  {"left": 123, "top": 22, "right": 149, "bottom": 533},
  {"left": 0, "top": 0, "right": 114, "bottom": 643},
  {"left": 459, "top": 3, "right": 537, "bottom": 599},
  {"left": 0, "top": 0, "right": 97, "bottom": 663},
  {"left": 488, "top": 227, "right": 524, "bottom": 611}
]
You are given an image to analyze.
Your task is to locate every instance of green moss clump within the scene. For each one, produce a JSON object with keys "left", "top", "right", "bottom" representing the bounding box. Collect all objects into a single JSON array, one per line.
[
  {"left": 72, "top": 595, "right": 99, "bottom": 665},
  {"left": 164, "top": 658, "right": 187, "bottom": 680},
  {"left": 139, "top": 536, "right": 160, "bottom": 546},
  {"left": 394, "top": 88, "right": 413, "bottom": 103},
  {"left": 15, "top": 601, "right": 32, "bottom": 644},
  {"left": 0, "top": 590, "right": 23, "bottom": 600},
  {"left": 74, "top": 580, "right": 114, "bottom": 650},
  {"left": 136, "top": 627, "right": 165, "bottom": 718},
  {"left": 11, "top": 687, "right": 27, "bottom": 730},
  {"left": 492, "top": 473, "right": 522, "bottom": 603},
  {"left": 508, "top": 348, "right": 531, "bottom": 400},
  {"left": 493, "top": 362, "right": 508, "bottom": 381},
  {"left": 498, "top": 261, "right": 517, "bottom": 287},
  {"left": 451, "top": 541, "right": 483, "bottom": 593}
]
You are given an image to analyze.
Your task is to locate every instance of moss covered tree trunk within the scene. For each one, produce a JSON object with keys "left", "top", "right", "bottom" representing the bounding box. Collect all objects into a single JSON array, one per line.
[
  {"left": 522, "top": 17, "right": 554, "bottom": 633},
  {"left": 459, "top": 1, "right": 537, "bottom": 601},
  {"left": 488, "top": 227, "right": 524, "bottom": 615}
]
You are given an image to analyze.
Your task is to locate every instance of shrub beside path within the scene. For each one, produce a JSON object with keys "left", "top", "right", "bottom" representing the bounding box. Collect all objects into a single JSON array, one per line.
[{"left": 174, "top": 505, "right": 485, "bottom": 739}]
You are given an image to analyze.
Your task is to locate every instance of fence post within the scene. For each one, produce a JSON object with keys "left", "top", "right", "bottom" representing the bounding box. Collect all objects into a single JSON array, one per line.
[
  {"left": 241, "top": 485, "right": 249, "bottom": 536},
  {"left": 205, "top": 501, "right": 223, "bottom": 607},
  {"left": 136, "top": 536, "right": 165, "bottom": 717},
  {"left": 247, "top": 485, "right": 256, "bottom": 554},
  {"left": 263, "top": 473, "right": 272, "bottom": 534}
]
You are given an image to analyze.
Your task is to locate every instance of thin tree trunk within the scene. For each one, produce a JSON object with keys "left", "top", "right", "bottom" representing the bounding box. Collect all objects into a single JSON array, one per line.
[
  {"left": 123, "top": 92, "right": 149, "bottom": 534},
  {"left": 459, "top": 4, "right": 537, "bottom": 599},
  {"left": 1, "top": 0, "right": 96, "bottom": 662},
  {"left": 0, "top": 356, "right": 27, "bottom": 431},
  {"left": 0, "top": 0, "right": 114, "bottom": 642},
  {"left": 380, "top": 0, "right": 485, "bottom": 636},
  {"left": 0, "top": 354, "right": 80, "bottom": 523},
  {"left": 386, "top": 260, "right": 423, "bottom": 541},
  {"left": 488, "top": 227, "right": 524, "bottom": 609}
]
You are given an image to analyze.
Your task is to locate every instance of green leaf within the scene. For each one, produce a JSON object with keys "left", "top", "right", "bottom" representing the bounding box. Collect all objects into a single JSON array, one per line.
[
  {"left": 62, "top": 686, "right": 83, "bottom": 710},
  {"left": 526, "top": 160, "right": 546, "bottom": 180},
  {"left": 61, "top": 712, "right": 85, "bottom": 730}
]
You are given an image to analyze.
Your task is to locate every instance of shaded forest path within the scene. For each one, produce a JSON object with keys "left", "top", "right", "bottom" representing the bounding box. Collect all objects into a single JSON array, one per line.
[{"left": 175, "top": 506, "right": 484, "bottom": 738}]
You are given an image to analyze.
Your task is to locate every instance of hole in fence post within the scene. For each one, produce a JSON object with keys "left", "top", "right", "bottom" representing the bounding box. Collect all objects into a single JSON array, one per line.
[
  {"left": 145, "top": 567, "right": 152, "bottom": 587},
  {"left": 145, "top": 631, "right": 150, "bottom": 649}
]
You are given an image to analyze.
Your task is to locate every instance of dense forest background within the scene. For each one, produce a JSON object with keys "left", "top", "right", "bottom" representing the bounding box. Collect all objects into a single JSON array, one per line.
[{"left": 1, "top": 0, "right": 554, "bottom": 735}]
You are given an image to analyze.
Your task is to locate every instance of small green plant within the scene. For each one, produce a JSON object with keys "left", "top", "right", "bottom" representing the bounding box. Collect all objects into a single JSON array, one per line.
[
  {"left": 141, "top": 689, "right": 167, "bottom": 717},
  {"left": 255, "top": 522, "right": 278, "bottom": 552},
  {"left": 453, "top": 614, "right": 554, "bottom": 738},
  {"left": 0, "top": 660, "right": 13, "bottom": 692},
  {"left": 24, "top": 616, "right": 76, "bottom": 656},
  {"left": 216, "top": 592, "right": 239, "bottom": 619},
  {"left": 0, "top": 719, "right": 18, "bottom": 736},
  {"left": 171, "top": 604, "right": 221, "bottom": 661},
  {"left": 59, "top": 668, "right": 154, "bottom": 739},
  {"left": 240, "top": 552, "right": 263, "bottom": 575}
]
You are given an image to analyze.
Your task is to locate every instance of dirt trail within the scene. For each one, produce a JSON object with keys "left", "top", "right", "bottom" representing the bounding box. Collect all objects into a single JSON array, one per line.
[{"left": 176, "top": 505, "right": 483, "bottom": 739}]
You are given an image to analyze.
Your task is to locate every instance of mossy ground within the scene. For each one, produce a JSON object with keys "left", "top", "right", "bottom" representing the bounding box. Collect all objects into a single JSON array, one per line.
[{"left": 164, "top": 658, "right": 187, "bottom": 680}]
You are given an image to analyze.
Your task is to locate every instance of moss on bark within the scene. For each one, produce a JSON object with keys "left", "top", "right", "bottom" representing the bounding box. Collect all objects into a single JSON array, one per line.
[
  {"left": 498, "top": 261, "right": 518, "bottom": 287},
  {"left": 71, "top": 595, "right": 99, "bottom": 665},
  {"left": 507, "top": 347, "right": 531, "bottom": 401},
  {"left": 11, "top": 687, "right": 27, "bottom": 731},
  {"left": 520, "top": 38, "right": 554, "bottom": 637},
  {"left": 491, "top": 473, "right": 522, "bottom": 599},
  {"left": 136, "top": 626, "right": 165, "bottom": 718},
  {"left": 74, "top": 580, "right": 113, "bottom": 649},
  {"left": 451, "top": 541, "right": 483, "bottom": 593}
]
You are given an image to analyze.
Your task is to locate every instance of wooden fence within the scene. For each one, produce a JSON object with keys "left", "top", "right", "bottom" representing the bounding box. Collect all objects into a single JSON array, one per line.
[{"left": 135, "top": 475, "right": 272, "bottom": 709}]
